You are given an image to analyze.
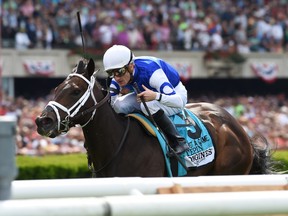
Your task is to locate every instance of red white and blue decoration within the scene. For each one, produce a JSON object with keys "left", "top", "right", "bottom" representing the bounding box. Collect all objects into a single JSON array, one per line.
[
  {"left": 23, "top": 59, "right": 55, "bottom": 76},
  {"left": 250, "top": 62, "right": 278, "bottom": 83},
  {"left": 173, "top": 63, "right": 192, "bottom": 83}
]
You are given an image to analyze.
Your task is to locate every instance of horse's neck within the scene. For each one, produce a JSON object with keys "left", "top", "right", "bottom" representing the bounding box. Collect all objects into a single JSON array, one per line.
[{"left": 82, "top": 103, "right": 127, "bottom": 160}]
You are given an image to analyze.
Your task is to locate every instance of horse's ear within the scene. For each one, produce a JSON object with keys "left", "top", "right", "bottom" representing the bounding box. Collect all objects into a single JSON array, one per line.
[
  {"left": 76, "top": 60, "right": 84, "bottom": 74},
  {"left": 87, "top": 58, "right": 95, "bottom": 77}
]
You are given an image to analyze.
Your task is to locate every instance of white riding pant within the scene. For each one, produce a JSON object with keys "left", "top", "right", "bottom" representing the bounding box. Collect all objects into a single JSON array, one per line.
[{"left": 112, "top": 82, "right": 187, "bottom": 116}]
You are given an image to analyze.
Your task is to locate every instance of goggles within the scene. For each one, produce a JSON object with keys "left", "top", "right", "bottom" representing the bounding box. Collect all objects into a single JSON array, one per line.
[
  {"left": 106, "top": 51, "right": 133, "bottom": 78},
  {"left": 107, "top": 67, "right": 127, "bottom": 78}
]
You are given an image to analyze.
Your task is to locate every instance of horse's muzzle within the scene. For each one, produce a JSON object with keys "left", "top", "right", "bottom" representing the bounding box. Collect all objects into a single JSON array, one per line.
[{"left": 35, "top": 112, "right": 58, "bottom": 138}]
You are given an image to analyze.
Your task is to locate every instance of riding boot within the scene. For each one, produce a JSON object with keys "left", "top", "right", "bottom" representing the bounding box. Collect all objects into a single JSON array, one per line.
[{"left": 153, "top": 109, "right": 190, "bottom": 156}]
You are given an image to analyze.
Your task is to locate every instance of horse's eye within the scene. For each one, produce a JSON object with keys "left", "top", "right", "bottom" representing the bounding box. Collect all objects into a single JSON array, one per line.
[{"left": 72, "top": 89, "right": 81, "bottom": 96}]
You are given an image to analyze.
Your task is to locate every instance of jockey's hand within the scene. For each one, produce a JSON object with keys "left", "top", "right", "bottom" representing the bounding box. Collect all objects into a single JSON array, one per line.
[{"left": 137, "top": 85, "right": 157, "bottom": 102}]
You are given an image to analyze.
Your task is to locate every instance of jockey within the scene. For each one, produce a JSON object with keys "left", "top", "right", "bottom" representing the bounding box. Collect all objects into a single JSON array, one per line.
[{"left": 103, "top": 45, "right": 189, "bottom": 156}]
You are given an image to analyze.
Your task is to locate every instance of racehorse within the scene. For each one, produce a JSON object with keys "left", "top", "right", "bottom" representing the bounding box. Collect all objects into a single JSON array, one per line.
[{"left": 35, "top": 58, "right": 273, "bottom": 177}]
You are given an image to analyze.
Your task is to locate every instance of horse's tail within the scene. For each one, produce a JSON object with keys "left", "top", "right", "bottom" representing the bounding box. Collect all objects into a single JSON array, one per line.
[{"left": 249, "top": 133, "right": 277, "bottom": 174}]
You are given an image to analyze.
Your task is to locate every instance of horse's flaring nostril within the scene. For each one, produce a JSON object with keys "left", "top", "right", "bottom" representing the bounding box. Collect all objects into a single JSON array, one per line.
[
  {"left": 36, "top": 116, "right": 53, "bottom": 128},
  {"left": 42, "top": 117, "right": 53, "bottom": 127}
]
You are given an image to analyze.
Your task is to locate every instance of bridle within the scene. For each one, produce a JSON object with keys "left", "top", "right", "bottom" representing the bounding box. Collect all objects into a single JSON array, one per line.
[
  {"left": 45, "top": 71, "right": 128, "bottom": 177},
  {"left": 45, "top": 72, "right": 110, "bottom": 134}
]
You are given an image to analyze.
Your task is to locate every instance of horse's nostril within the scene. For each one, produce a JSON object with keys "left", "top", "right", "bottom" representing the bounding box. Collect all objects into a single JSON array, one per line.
[
  {"left": 36, "top": 116, "right": 53, "bottom": 128},
  {"left": 42, "top": 117, "right": 53, "bottom": 126},
  {"left": 43, "top": 117, "right": 54, "bottom": 126}
]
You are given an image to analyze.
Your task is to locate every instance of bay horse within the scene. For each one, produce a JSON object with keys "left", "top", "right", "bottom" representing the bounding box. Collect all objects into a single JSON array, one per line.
[{"left": 35, "top": 58, "right": 273, "bottom": 177}]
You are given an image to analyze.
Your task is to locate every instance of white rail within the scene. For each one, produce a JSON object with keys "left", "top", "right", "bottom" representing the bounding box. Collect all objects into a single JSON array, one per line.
[
  {"left": 1, "top": 190, "right": 288, "bottom": 216},
  {"left": 3, "top": 175, "right": 288, "bottom": 215},
  {"left": 11, "top": 174, "right": 288, "bottom": 199}
]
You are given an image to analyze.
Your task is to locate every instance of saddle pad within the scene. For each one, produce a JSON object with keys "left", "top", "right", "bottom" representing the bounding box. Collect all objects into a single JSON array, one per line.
[{"left": 170, "top": 109, "right": 215, "bottom": 176}]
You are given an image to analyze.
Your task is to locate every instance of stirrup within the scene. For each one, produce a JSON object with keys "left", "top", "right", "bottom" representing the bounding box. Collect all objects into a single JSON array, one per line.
[{"left": 167, "top": 143, "right": 190, "bottom": 157}]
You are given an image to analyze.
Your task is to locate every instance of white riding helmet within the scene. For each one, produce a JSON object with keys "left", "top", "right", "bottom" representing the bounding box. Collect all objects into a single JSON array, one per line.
[{"left": 103, "top": 45, "right": 134, "bottom": 71}]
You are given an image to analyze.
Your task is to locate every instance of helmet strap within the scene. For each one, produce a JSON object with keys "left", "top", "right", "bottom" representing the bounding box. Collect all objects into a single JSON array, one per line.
[
  {"left": 128, "top": 74, "right": 134, "bottom": 84},
  {"left": 127, "top": 63, "right": 134, "bottom": 84}
]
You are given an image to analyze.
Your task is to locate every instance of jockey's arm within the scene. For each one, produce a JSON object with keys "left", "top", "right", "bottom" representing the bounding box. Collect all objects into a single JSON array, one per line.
[
  {"left": 149, "top": 69, "right": 184, "bottom": 108},
  {"left": 109, "top": 80, "right": 120, "bottom": 107},
  {"left": 109, "top": 80, "right": 135, "bottom": 109}
]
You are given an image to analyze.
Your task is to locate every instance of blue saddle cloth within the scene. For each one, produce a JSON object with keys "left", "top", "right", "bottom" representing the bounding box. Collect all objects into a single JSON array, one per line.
[{"left": 132, "top": 109, "right": 215, "bottom": 177}]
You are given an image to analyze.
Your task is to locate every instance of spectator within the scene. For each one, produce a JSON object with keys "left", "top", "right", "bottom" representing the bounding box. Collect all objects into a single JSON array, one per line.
[
  {"left": 98, "top": 17, "right": 116, "bottom": 50},
  {"left": 19, "top": 0, "right": 35, "bottom": 18},
  {"left": 209, "top": 28, "right": 224, "bottom": 51},
  {"left": 269, "top": 18, "right": 284, "bottom": 53},
  {"left": 127, "top": 24, "right": 146, "bottom": 50},
  {"left": 115, "top": 23, "right": 129, "bottom": 47},
  {"left": 234, "top": 22, "right": 247, "bottom": 45},
  {"left": 25, "top": 17, "right": 37, "bottom": 48},
  {"left": 159, "top": 19, "right": 172, "bottom": 50},
  {"left": 15, "top": 27, "right": 31, "bottom": 50},
  {"left": 276, "top": 106, "right": 288, "bottom": 126}
]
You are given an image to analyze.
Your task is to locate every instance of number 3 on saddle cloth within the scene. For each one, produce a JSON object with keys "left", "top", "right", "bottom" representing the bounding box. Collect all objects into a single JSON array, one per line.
[{"left": 128, "top": 109, "right": 215, "bottom": 177}]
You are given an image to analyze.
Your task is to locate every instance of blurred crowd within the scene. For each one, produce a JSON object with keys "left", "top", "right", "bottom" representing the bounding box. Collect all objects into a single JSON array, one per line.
[
  {"left": 0, "top": 94, "right": 86, "bottom": 156},
  {"left": 189, "top": 93, "right": 288, "bottom": 150},
  {"left": 0, "top": 92, "right": 287, "bottom": 157},
  {"left": 2, "top": 0, "right": 288, "bottom": 53}
]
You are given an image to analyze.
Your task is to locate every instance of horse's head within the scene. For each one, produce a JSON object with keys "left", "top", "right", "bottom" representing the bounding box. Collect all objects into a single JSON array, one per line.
[{"left": 35, "top": 58, "right": 105, "bottom": 138}]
